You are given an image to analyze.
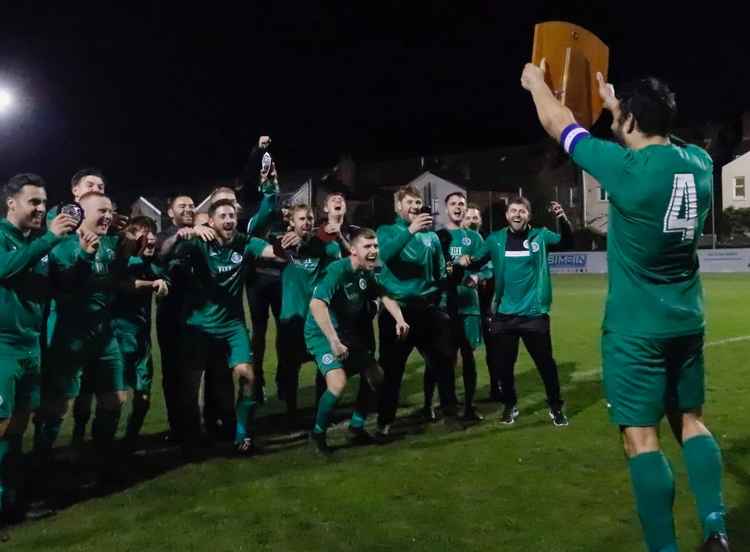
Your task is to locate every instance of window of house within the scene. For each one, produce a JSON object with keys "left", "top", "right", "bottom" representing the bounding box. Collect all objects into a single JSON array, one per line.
[
  {"left": 734, "top": 176, "right": 746, "bottom": 200},
  {"left": 598, "top": 187, "right": 608, "bottom": 201}
]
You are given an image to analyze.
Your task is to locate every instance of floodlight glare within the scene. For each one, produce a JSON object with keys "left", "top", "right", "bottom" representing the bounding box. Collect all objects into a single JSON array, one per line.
[{"left": 0, "top": 89, "right": 15, "bottom": 113}]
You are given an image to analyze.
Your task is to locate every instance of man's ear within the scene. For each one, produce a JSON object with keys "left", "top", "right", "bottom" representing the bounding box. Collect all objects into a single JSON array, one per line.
[
  {"left": 626, "top": 113, "right": 636, "bottom": 135},
  {"left": 167, "top": 208, "right": 174, "bottom": 219},
  {"left": 6, "top": 197, "right": 15, "bottom": 213}
]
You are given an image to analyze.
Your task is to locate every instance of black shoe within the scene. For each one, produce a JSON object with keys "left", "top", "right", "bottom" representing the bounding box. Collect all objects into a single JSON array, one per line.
[
  {"left": 235, "top": 437, "right": 259, "bottom": 457},
  {"left": 0, "top": 521, "right": 9, "bottom": 543},
  {"left": 310, "top": 432, "right": 333, "bottom": 456},
  {"left": 421, "top": 405, "right": 438, "bottom": 423},
  {"left": 374, "top": 424, "right": 392, "bottom": 444},
  {"left": 698, "top": 532, "right": 730, "bottom": 552},
  {"left": 441, "top": 403, "right": 459, "bottom": 418},
  {"left": 121, "top": 435, "right": 139, "bottom": 456},
  {"left": 462, "top": 407, "right": 484, "bottom": 422},
  {"left": 501, "top": 405, "right": 519, "bottom": 425},
  {"left": 548, "top": 408, "right": 569, "bottom": 427},
  {"left": 24, "top": 500, "right": 57, "bottom": 522},
  {"left": 348, "top": 426, "right": 376, "bottom": 445},
  {"left": 163, "top": 430, "right": 182, "bottom": 444}
]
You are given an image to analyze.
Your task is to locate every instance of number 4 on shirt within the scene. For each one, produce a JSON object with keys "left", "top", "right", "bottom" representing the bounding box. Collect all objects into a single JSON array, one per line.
[{"left": 663, "top": 173, "right": 698, "bottom": 241}]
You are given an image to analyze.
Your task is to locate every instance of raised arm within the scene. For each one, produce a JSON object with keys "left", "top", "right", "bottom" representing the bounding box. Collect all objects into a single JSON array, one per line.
[{"left": 520, "top": 61, "right": 578, "bottom": 141}]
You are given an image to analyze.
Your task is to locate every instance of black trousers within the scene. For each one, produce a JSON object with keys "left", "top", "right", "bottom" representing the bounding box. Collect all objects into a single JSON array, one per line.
[
  {"left": 245, "top": 271, "right": 282, "bottom": 389},
  {"left": 423, "top": 316, "right": 477, "bottom": 409},
  {"left": 156, "top": 308, "right": 183, "bottom": 435},
  {"left": 179, "top": 329, "right": 237, "bottom": 444},
  {"left": 377, "top": 301, "right": 456, "bottom": 427},
  {"left": 487, "top": 314, "right": 563, "bottom": 409},
  {"left": 277, "top": 317, "right": 325, "bottom": 416},
  {"left": 482, "top": 316, "right": 502, "bottom": 399}
]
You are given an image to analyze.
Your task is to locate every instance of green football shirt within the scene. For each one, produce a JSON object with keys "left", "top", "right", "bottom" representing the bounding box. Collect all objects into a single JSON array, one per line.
[
  {"left": 49, "top": 234, "right": 123, "bottom": 330},
  {"left": 172, "top": 234, "right": 269, "bottom": 333},
  {"left": 280, "top": 238, "right": 341, "bottom": 322},
  {"left": 443, "top": 227, "right": 487, "bottom": 316},
  {"left": 569, "top": 132, "right": 712, "bottom": 337},
  {"left": 376, "top": 217, "right": 446, "bottom": 302},
  {"left": 304, "top": 257, "right": 382, "bottom": 339},
  {"left": 0, "top": 220, "right": 63, "bottom": 354}
]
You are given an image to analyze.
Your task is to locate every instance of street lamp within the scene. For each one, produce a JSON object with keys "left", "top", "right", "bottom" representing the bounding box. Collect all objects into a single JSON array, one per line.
[{"left": 0, "top": 89, "right": 15, "bottom": 114}]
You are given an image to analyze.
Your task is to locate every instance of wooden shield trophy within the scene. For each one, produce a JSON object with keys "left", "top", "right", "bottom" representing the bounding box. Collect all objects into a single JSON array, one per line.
[{"left": 532, "top": 22, "right": 609, "bottom": 128}]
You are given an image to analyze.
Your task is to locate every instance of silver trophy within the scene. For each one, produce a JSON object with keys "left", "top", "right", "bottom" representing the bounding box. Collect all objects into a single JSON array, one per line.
[
  {"left": 60, "top": 202, "right": 84, "bottom": 230},
  {"left": 261, "top": 151, "right": 272, "bottom": 174}
]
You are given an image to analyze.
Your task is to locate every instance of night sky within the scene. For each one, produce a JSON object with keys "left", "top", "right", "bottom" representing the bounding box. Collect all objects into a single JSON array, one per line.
[{"left": 1, "top": 3, "right": 749, "bottom": 199}]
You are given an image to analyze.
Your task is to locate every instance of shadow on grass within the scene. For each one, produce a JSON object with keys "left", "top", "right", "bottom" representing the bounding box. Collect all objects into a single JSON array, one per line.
[
  {"left": 21, "top": 359, "right": 602, "bottom": 526},
  {"left": 724, "top": 434, "right": 750, "bottom": 544}
]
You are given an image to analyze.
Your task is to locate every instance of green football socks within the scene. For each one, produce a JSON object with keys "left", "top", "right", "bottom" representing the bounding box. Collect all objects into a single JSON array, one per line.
[{"left": 628, "top": 451, "right": 677, "bottom": 552}]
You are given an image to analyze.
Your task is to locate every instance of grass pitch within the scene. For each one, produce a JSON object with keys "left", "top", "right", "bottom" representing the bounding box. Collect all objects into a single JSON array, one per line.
[{"left": 10, "top": 274, "right": 750, "bottom": 551}]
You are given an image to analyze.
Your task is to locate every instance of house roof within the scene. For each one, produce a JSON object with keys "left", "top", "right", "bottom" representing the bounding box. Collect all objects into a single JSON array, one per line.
[
  {"left": 723, "top": 148, "right": 750, "bottom": 171},
  {"left": 133, "top": 196, "right": 162, "bottom": 215}
]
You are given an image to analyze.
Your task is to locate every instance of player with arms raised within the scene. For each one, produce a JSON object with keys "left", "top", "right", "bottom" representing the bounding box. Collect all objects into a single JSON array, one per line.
[{"left": 521, "top": 62, "right": 729, "bottom": 552}]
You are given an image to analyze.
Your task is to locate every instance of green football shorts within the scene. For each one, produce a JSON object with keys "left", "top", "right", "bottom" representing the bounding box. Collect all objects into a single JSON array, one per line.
[
  {"left": 183, "top": 321, "right": 253, "bottom": 369},
  {"left": 601, "top": 331, "right": 705, "bottom": 427},
  {"left": 306, "top": 333, "right": 381, "bottom": 388},
  {"left": 45, "top": 327, "right": 126, "bottom": 399},
  {"left": 0, "top": 353, "right": 41, "bottom": 418},
  {"left": 114, "top": 327, "right": 154, "bottom": 394}
]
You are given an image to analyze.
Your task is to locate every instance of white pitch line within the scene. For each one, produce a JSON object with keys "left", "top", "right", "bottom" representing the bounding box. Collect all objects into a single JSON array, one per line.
[
  {"left": 568, "top": 336, "right": 750, "bottom": 381},
  {"left": 705, "top": 335, "right": 750, "bottom": 348}
]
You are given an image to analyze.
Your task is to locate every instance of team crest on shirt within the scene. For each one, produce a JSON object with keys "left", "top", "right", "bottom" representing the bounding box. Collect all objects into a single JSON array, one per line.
[
  {"left": 531, "top": 242, "right": 540, "bottom": 253},
  {"left": 462, "top": 236, "right": 472, "bottom": 246},
  {"left": 420, "top": 236, "right": 433, "bottom": 248},
  {"left": 300, "top": 258, "right": 319, "bottom": 271},
  {"left": 40, "top": 255, "right": 49, "bottom": 263},
  {"left": 231, "top": 252, "right": 243, "bottom": 264},
  {"left": 322, "top": 353, "right": 334, "bottom": 365},
  {"left": 359, "top": 278, "right": 367, "bottom": 290}
]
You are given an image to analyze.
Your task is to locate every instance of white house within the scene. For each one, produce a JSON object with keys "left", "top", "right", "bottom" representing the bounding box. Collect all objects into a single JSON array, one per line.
[
  {"left": 581, "top": 171, "right": 608, "bottom": 234},
  {"left": 130, "top": 196, "right": 164, "bottom": 233},
  {"left": 721, "top": 150, "right": 750, "bottom": 211},
  {"left": 402, "top": 171, "right": 466, "bottom": 229}
]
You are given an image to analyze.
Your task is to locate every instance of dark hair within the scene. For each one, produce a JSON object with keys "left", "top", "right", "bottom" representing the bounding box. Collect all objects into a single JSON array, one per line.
[
  {"left": 466, "top": 202, "right": 481, "bottom": 212},
  {"left": 71, "top": 168, "right": 106, "bottom": 189},
  {"left": 395, "top": 185, "right": 422, "bottom": 202},
  {"left": 210, "top": 186, "right": 236, "bottom": 201},
  {"left": 127, "top": 215, "right": 157, "bottom": 234},
  {"left": 325, "top": 191, "right": 346, "bottom": 201},
  {"left": 168, "top": 195, "right": 194, "bottom": 209},
  {"left": 351, "top": 227, "right": 377, "bottom": 244},
  {"left": 2, "top": 173, "right": 46, "bottom": 215},
  {"left": 444, "top": 191, "right": 466, "bottom": 204},
  {"left": 616, "top": 77, "right": 676, "bottom": 137},
  {"left": 505, "top": 195, "right": 531, "bottom": 212},
  {"left": 209, "top": 198, "right": 236, "bottom": 217}
]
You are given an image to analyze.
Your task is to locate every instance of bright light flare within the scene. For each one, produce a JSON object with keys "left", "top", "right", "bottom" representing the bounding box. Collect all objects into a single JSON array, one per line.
[{"left": 0, "top": 89, "right": 15, "bottom": 113}]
